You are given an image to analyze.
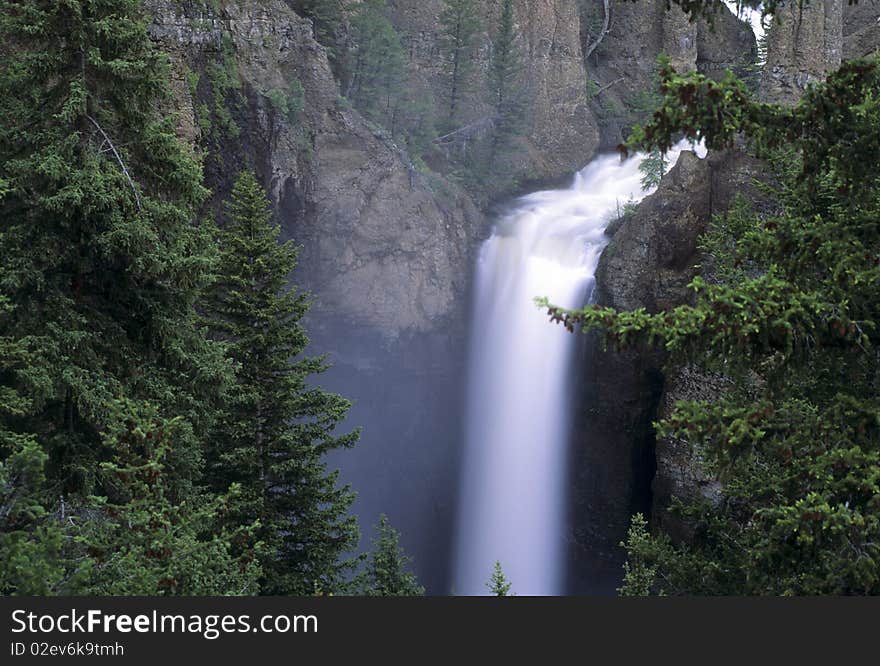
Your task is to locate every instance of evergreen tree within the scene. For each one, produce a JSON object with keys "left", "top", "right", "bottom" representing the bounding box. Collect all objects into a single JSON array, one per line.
[
  {"left": 294, "top": 0, "right": 348, "bottom": 81},
  {"left": 347, "top": 0, "right": 409, "bottom": 127},
  {"left": 486, "top": 560, "right": 512, "bottom": 596},
  {"left": 0, "top": 295, "right": 62, "bottom": 593},
  {"left": 345, "top": 0, "right": 436, "bottom": 157},
  {"left": 639, "top": 149, "right": 668, "bottom": 190},
  {"left": 439, "top": 0, "right": 483, "bottom": 128},
  {"left": 73, "top": 399, "right": 262, "bottom": 595},
  {"left": 204, "top": 171, "right": 359, "bottom": 596},
  {"left": 544, "top": 57, "right": 880, "bottom": 595},
  {"left": 296, "top": 0, "right": 344, "bottom": 49},
  {"left": 358, "top": 515, "right": 424, "bottom": 596},
  {"left": 617, "top": 514, "right": 658, "bottom": 597},
  {"left": 484, "top": 0, "right": 526, "bottom": 187},
  {"left": 0, "top": 0, "right": 234, "bottom": 592}
]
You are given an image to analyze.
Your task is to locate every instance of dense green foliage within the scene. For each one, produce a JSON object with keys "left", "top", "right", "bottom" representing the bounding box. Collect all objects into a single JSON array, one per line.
[
  {"left": 347, "top": 1, "right": 408, "bottom": 125},
  {"left": 0, "top": 0, "right": 234, "bottom": 593},
  {"left": 333, "top": 0, "right": 527, "bottom": 198},
  {"left": 345, "top": 0, "right": 435, "bottom": 157},
  {"left": 617, "top": 514, "right": 657, "bottom": 596},
  {"left": 0, "top": 0, "right": 361, "bottom": 596},
  {"left": 295, "top": 0, "right": 345, "bottom": 56},
  {"left": 71, "top": 400, "right": 263, "bottom": 595},
  {"left": 544, "top": 57, "right": 880, "bottom": 595},
  {"left": 266, "top": 79, "right": 305, "bottom": 124},
  {"left": 204, "top": 172, "right": 359, "bottom": 595}
]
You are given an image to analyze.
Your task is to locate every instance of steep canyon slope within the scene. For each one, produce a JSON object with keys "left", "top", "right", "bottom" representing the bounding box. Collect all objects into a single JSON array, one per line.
[
  {"left": 146, "top": 0, "right": 761, "bottom": 592},
  {"left": 586, "top": 0, "right": 880, "bottom": 580}
]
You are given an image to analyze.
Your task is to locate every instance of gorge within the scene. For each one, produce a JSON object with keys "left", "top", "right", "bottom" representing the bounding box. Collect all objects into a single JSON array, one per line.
[
  {"left": 152, "top": 0, "right": 878, "bottom": 594},
  {"left": 148, "top": 0, "right": 839, "bottom": 593},
  {"left": 3, "top": 0, "right": 877, "bottom": 597}
]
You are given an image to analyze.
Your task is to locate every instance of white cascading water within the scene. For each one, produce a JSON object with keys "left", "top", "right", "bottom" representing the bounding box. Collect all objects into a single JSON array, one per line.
[{"left": 454, "top": 140, "right": 705, "bottom": 596}]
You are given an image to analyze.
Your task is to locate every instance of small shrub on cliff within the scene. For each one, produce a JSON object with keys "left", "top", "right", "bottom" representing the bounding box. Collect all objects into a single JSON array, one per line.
[
  {"left": 618, "top": 514, "right": 661, "bottom": 596},
  {"left": 266, "top": 79, "right": 305, "bottom": 123},
  {"left": 639, "top": 149, "right": 668, "bottom": 190}
]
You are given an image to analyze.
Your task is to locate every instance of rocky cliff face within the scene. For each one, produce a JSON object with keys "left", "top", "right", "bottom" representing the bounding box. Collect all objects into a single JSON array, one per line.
[
  {"left": 597, "top": 151, "right": 715, "bottom": 314},
  {"left": 844, "top": 1, "right": 880, "bottom": 59},
  {"left": 584, "top": 0, "right": 857, "bottom": 570},
  {"left": 578, "top": 0, "right": 755, "bottom": 150},
  {"left": 762, "top": 0, "right": 843, "bottom": 104},
  {"left": 570, "top": 147, "right": 766, "bottom": 588},
  {"left": 149, "top": 0, "right": 483, "bottom": 338},
  {"left": 388, "top": 0, "right": 600, "bottom": 186},
  {"left": 387, "top": 0, "right": 756, "bottom": 187},
  {"left": 148, "top": 0, "right": 484, "bottom": 591},
  {"left": 510, "top": 0, "right": 601, "bottom": 180},
  {"left": 609, "top": 148, "right": 773, "bottom": 544}
]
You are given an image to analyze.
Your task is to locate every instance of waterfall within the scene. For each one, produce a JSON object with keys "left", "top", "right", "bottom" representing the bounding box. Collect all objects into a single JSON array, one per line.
[{"left": 453, "top": 141, "right": 704, "bottom": 596}]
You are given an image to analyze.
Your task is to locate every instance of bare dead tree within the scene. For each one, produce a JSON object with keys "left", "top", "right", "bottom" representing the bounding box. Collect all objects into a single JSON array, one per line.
[
  {"left": 432, "top": 114, "right": 497, "bottom": 146},
  {"left": 584, "top": 0, "right": 612, "bottom": 60},
  {"left": 593, "top": 76, "right": 625, "bottom": 97},
  {"left": 85, "top": 114, "right": 142, "bottom": 211}
]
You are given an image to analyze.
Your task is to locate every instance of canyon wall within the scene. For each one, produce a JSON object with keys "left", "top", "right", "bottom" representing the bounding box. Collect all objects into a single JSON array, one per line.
[
  {"left": 149, "top": 0, "right": 485, "bottom": 591},
  {"left": 144, "top": 0, "right": 770, "bottom": 592},
  {"left": 577, "top": 0, "right": 755, "bottom": 150},
  {"left": 567, "top": 1, "right": 757, "bottom": 590},
  {"left": 388, "top": 0, "right": 600, "bottom": 185},
  {"left": 762, "top": 0, "right": 844, "bottom": 104},
  {"left": 583, "top": 0, "right": 880, "bottom": 580}
]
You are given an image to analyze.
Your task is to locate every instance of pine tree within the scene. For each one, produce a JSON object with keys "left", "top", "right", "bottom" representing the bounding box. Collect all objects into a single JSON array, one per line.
[
  {"left": 358, "top": 515, "right": 424, "bottom": 596},
  {"left": 483, "top": 0, "right": 526, "bottom": 187},
  {"left": 204, "top": 171, "right": 359, "bottom": 595},
  {"left": 439, "top": 0, "right": 483, "bottom": 128},
  {"left": 639, "top": 149, "right": 668, "bottom": 190},
  {"left": 343, "top": 1, "right": 438, "bottom": 157},
  {"left": 617, "top": 514, "right": 658, "bottom": 596},
  {"left": 0, "top": 0, "right": 234, "bottom": 592},
  {"left": 296, "top": 0, "right": 344, "bottom": 48},
  {"left": 488, "top": 0, "right": 521, "bottom": 110},
  {"left": 347, "top": 0, "right": 409, "bottom": 127},
  {"left": 0, "top": 295, "right": 61, "bottom": 593},
  {"left": 73, "top": 399, "right": 262, "bottom": 595},
  {"left": 486, "top": 560, "right": 512, "bottom": 596}
]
